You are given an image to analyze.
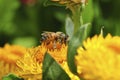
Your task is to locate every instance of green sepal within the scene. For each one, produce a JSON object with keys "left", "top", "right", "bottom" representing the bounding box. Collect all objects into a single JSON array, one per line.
[
  {"left": 43, "top": 0, "right": 65, "bottom": 6},
  {"left": 65, "top": 16, "right": 74, "bottom": 39},
  {"left": 67, "top": 23, "right": 90, "bottom": 74},
  {"left": 42, "top": 53, "right": 70, "bottom": 80},
  {"left": 2, "top": 73, "right": 24, "bottom": 80}
]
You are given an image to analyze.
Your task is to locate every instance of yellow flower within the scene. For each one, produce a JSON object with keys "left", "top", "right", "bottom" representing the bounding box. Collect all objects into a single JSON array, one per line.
[
  {"left": 40, "top": 43, "right": 68, "bottom": 63},
  {"left": 0, "top": 44, "right": 26, "bottom": 79},
  {"left": 61, "top": 61, "right": 80, "bottom": 80},
  {"left": 75, "top": 34, "right": 120, "bottom": 80},
  {"left": 16, "top": 47, "right": 43, "bottom": 80},
  {"left": 17, "top": 41, "right": 79, "bottom": 80}
]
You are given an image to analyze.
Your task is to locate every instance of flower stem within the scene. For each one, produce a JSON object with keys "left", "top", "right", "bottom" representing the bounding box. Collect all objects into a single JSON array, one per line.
[{"left": 70, "top": 5, "right": 83, "bottom": 34}]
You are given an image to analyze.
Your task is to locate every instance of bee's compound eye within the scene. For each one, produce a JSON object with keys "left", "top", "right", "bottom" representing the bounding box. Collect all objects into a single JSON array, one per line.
[
  {"left": 65, "top": 35, "right": 69, "bottom": 42},
  {"left": 41, "top": 36, "right": 46, "bottom": 42}
]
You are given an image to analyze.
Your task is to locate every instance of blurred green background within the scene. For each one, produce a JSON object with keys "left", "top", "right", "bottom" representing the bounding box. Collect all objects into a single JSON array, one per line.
[{"left": 0, "top": 0, "right": 120, "bottom": 47}]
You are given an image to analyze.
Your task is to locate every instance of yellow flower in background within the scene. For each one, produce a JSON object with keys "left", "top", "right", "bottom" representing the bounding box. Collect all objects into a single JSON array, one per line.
[
  {"left": 51, "top": 0, "right": 87, "bottom": 5},
  {"left": 75, "top": 34, "right": 120, "bottom": 80},
  {"left": 0, "top": 44, "right": 26, "bottom": 79}
]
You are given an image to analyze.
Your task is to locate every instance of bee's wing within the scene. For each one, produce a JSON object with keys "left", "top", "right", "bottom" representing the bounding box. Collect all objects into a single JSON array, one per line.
[{"left": 41, "top": 31, "right": 53, "bottom": 35}]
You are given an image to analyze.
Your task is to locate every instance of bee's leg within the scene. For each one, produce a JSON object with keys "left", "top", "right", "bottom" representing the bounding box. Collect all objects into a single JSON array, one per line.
[{"left": 53, "top": 41, "right": 56, "bottom": 49}]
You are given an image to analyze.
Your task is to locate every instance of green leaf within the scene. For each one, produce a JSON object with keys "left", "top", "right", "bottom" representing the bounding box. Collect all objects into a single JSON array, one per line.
[
  {"left": 2, "top": 73, "right": 24, "bottom": 80},
  {"left": 67, "top": 23, "right": 90, "bottom": 74},
  {"left": 44, "top": 0, "right": 65, "bottom": 6},
  {"left": 43, "top": 53, "right": 70, "bottom": 80},
  {"left": 65, "top": 16, "right": 74, "bottom": 39}
]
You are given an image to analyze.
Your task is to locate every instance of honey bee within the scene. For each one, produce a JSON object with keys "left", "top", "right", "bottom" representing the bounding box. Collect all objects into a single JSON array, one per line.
[
  {"left": 40, "top": 31, "right": 69, "bottom": 49},
  {"left": 55, "top": 32, "right": 69, "bottom": 44}
]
